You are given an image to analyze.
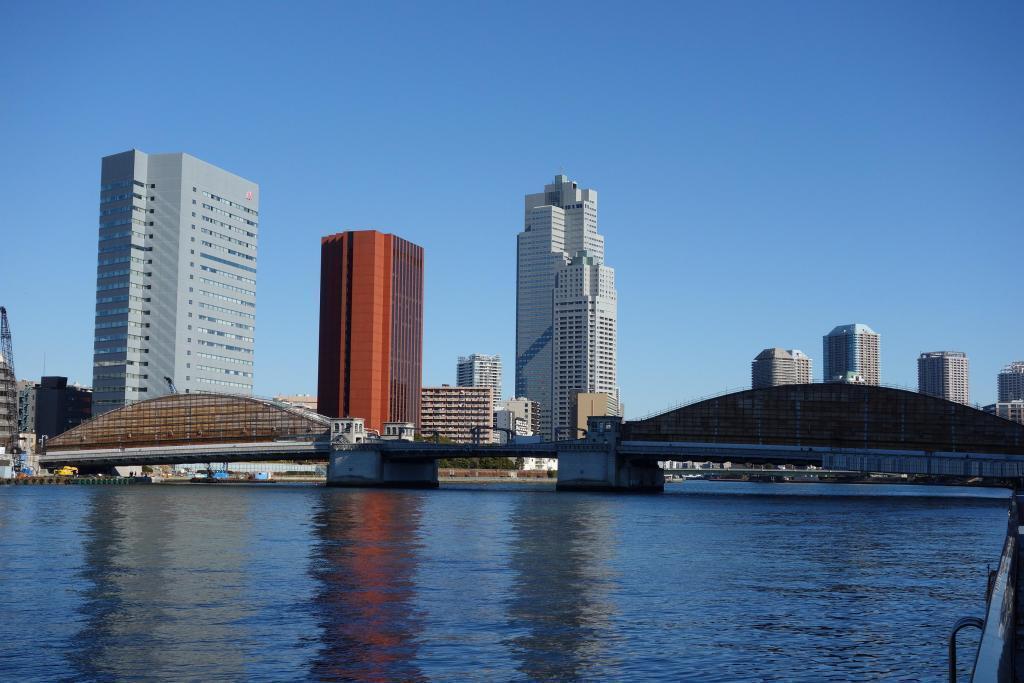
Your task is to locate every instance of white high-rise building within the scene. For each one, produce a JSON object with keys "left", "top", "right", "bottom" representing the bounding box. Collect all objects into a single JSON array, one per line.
[
  {"left": 456, "top": 354, "right": 502, "bottom": 408},
  {"left": 823, "top": 323, "right": 880, "bottom": 385},
  {"left": 552, "top": 252, "right": 618, "bottom": 437},
  {"left": 93, "top": 150, "right": 259, "bottom": 415},
  {"left": 918, "top": 351, "right": 969, "bottom": 404},
  {"left": 516, "top": 175, "right": 615, "bottom": 438},
  {"left": 790, "top": 350, "right": 812, "bottom": 384},
  {"left": 751, "top": 348, "right": 813, "bottom": 389}
]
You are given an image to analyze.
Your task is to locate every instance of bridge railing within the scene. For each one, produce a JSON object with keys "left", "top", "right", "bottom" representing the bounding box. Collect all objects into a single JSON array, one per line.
[{"left": 964, "top": 494, "right": 1019, "bottom": 682}]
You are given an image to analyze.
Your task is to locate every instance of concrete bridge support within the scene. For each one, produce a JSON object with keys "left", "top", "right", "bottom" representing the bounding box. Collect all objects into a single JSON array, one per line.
[
  {"left": 555, "top": 416, "right": 664, "bottom": 492},
  {"left": 555, "top": 450, "right": 664, "bottom": 492},
  {"left": 327, "top": 449, "right": 439, "bottom": 488}
]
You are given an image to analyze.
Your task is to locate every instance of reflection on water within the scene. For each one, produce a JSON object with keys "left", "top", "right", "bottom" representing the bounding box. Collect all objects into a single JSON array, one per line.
[
  {"left": 0, "top": 482, "right": 1010, "bottom": 681},
  {"left": 69, "top": 489, "right": 177, "bottom": 680},
  {"left": 503, "top": 494, "right": 619, "bottom": 680},
  {"left": 69, "top": 488, "right": 256, "bottom": 681},
  {"left": 310, "top": 489, "right": 425, "bottom": 681}
]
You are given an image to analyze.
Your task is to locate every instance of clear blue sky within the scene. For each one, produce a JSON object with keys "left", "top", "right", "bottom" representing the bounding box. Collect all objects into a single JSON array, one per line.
[{"left": 1, "top": 1, "right": 1021, "bottom": 416}]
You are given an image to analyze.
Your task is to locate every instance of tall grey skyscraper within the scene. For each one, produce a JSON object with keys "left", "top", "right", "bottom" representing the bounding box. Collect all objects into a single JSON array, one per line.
[
  {"left": 823, "top": 323, "right": 880, "bottom": 385},
  {"left": 998, "top": 362, "right": 1024, "bottom": 402},
  {"left": 456, "top": 354, "right": 502, "bottom": 408},
  {"left": 751, "top": 348, "right": 813, "bottom": 389},
  {"left": 918, "top": 351, "right": 969, "bottom": 404},
  {"left": 516, "top": 175, "right": 617, "bottom": 438},
  {"left": 93, "top": 150, "right": 259, "bottom": 415}
]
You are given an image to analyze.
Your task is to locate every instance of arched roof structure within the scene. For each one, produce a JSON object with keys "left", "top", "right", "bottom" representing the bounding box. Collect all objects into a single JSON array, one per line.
[
  {"left": 46, "top": 393, "right": 331, "bottom": 452},
  {"left": 623, "top": 384, "right": 1024, "bottom": 456}
]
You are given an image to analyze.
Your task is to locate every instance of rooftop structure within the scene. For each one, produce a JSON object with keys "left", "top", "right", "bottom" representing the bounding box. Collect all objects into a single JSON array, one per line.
[
  {"left": 45, "top": 393, "right": 330, "bottom": 452},
  {"left": 274, "top": 394, "right": 318, "bottom": 412},
  {"left": 626, "top": 383, "right": 1024, "bottom": 456}
]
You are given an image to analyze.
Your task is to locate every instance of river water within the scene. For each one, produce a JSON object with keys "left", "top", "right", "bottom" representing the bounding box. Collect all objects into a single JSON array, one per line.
[{"left": 0, "top": 481, "right": 1009, "bottom": 681}]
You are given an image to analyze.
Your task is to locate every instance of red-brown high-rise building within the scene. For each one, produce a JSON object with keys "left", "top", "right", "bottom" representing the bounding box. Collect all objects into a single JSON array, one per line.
[{"left": 317, "top": 230, "right": 424, "bottom": 432}]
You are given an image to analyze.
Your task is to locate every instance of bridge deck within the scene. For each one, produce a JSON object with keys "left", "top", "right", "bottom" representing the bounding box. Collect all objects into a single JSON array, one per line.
[{"left": 40, "top": 436, "right": 1024, "bottom": 480}]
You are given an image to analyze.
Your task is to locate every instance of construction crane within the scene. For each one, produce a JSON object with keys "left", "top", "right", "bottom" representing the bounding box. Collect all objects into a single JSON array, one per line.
[{"left": 0, "top": 306, "right": 19, "bottom": 455}]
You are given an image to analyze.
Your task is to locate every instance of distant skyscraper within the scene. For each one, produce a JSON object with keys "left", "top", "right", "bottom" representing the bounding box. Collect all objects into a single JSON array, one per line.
[
  {"left": 516, "top": 175, "right": 616, "bottom": 438},
  {"left": 456, "top": 354, "right": 502, "bottom": 408},
  {"left": 552, "top": 252, "right": 618, "bottom": 436},
  {"left": 93, "top": 150, "right": 259, "bottom": 415},
  {"left": 823, "top": 324, "right": 880, "bottom": 385},
  {"left": 317, "top": 230, "right": 424, "bottom": 433},
  {"left": 998, "top": 362, "right": 1024, "bottom": 402},
  {"left": 752, "top": 348, "right": 813, "bottom": 389},
  {"left": 917, "top": 351, "right": 969, "bottom": 404}
]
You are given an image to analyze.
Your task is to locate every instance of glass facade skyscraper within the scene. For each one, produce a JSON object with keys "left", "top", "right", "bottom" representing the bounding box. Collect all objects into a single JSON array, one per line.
[{"left": 93, "top": 150, "right": 259, "bottom": 415}]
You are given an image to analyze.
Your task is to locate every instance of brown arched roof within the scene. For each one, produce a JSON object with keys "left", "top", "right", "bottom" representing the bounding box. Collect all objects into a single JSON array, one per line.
[
  {"left": 623, "top": 384, "right": 1024, "bottom": 455},
  {"left": 46, "top": 392, "right": 330, "bottom": 452}
]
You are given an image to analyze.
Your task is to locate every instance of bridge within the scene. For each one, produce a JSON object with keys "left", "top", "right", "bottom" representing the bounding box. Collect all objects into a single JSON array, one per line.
[{"left": 40, "top": 384, "right": 1024, "bottom": 491}]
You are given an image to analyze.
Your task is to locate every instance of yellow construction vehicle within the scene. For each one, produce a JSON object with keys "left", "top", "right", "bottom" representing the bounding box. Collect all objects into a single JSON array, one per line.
[{"left": 54, "top": 466, "right": 79, "bottom": 477}]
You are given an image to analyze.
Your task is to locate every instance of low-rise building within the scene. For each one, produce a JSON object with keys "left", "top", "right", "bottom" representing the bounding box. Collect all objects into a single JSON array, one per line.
[
  {"left": 274, "top": 394, "right": 319, "bottom": 412},
  {"left": 35, "top": 377, "right": 92, "bottom": 442},
  {"left": 522, "top": 456, "right": 557, "bottom": 471},
  {"left": 494, "top": 410, "right": 529, "bottom": 444},
  {"left": 420, "top": 385, "right": 494, "bottom": 444},
  {"left": 382, "top": 422, "right": 415, "bottom": 441},
  {"left": 985, "top": 401, "right": 1024, "bottom": 425},
  {"left": 574, "top": 392, "right": 617, "bottom": 439},
  {"left": 496, "top": 397, "right": 540, "bottom": 437}
]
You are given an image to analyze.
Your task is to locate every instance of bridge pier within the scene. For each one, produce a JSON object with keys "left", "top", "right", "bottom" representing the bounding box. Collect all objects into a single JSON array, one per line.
[
  {"left": 556, "top": 417, "right": 664, "bottom": 493},
  {"left": 327, "top": 448, "right": 439, "bottom": 489}
]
